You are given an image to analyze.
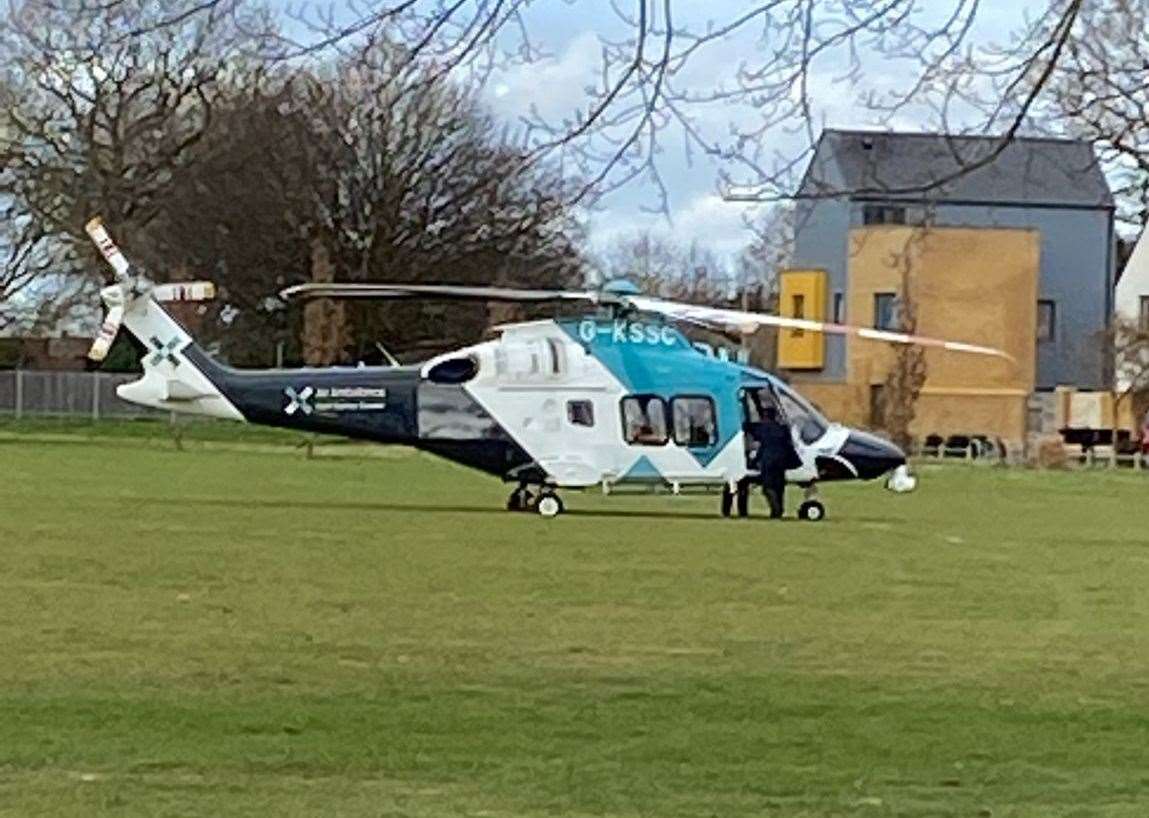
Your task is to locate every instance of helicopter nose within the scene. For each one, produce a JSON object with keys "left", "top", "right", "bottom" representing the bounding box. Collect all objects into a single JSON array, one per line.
[{"left": 840, "top": 430, "right": 906, "bottom": 480}]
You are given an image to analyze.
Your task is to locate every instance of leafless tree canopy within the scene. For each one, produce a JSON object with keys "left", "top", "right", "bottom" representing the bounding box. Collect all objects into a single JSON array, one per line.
[
  {"left": 1039, "top": 0, "right": 1149, "bottom": 227},
  {"left": 1, "top": 0, "right": 582, "bottom": 362},
  {"left": 0, "top": 0, "right": 268, "bottom": 330},
  {"left": 7, "top": 0, "right": 1147, "bottom": 348},
  {"left": 22, "top": 1, "right": 1091, "bottom": 203}
]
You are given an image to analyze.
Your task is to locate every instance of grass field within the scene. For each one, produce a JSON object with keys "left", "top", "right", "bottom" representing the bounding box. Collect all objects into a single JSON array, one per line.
[{"left": 3, "top": 426, "right": 1149, "bottom": 816}]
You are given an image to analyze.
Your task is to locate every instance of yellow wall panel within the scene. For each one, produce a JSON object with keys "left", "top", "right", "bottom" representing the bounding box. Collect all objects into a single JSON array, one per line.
[
  {"left": 844, "top": 225, "right": 1038, "bottom": 394},
  {"left": 787, "top": 226, "right": 1040, "bottom": 446},
  {"left": 777, "top": 269, "right": 827, "bottom": 370}
]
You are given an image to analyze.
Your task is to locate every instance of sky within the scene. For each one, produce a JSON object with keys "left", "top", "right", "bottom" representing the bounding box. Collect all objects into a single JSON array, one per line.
[{"left": 471, "top": 1, "right": 1042, "bottom": 265}]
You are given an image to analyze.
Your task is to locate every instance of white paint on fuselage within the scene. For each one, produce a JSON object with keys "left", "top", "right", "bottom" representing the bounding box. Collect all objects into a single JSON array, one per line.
[
  {"left": 117, "top": 295, "right": 245, "bottom": 421},
  {"left": 459, "top": 320, "right": 845, "bottom": 489}
]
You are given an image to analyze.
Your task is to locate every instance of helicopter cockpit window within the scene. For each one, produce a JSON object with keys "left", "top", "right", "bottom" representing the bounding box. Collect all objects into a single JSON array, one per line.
[
  {"left": 671, "top": 396, "right": 717, "bottom": 447},
  {"left": 621, "top": 395, "right": 668, "bottom": 445},
  {"left": 772, "top": 383, "right": 829, "bottom": 444}
]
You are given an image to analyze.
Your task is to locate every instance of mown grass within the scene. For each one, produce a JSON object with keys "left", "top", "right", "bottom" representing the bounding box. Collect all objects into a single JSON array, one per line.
[{"left": 1, "top": 434, "right": 1148, "bottom": 816}]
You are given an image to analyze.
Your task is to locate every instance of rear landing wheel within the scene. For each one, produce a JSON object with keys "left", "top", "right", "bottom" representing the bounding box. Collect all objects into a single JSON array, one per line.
[
  {"left": 535, "top": 492, "right": 564, "bottom": 518},
  {"left": 798, "top": 500, "right": 825, "bottom": 522}
]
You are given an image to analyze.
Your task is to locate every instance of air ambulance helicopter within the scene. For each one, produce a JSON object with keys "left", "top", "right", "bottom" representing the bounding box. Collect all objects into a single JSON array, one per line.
[{"left": 84, "top": 218, "right": 1011, "bottom": 520}]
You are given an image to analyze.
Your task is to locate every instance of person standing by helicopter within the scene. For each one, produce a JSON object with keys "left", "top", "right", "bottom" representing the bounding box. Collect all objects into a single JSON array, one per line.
[{"left": 745, "top": 405, "right": 802, "bottom": 518}]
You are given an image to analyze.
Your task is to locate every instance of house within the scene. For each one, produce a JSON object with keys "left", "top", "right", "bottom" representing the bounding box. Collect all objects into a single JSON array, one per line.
[
  {"left": 1115, "top": 227, "right": 1149, "bottom": 395},
  {"left": 779, "top": 129, "right": 1115, "bottom": 447},
  {"left": 0, "top": 336, "right": 92, "bottom": 370}
]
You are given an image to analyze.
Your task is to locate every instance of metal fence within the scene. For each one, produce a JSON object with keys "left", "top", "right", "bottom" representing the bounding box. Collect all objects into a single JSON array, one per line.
[{"left": 0, "top": 369, "right": 162, "bottom": 419}]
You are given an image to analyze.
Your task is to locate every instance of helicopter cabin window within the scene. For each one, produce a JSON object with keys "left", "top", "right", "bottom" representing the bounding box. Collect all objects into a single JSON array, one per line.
[
  {"left": 621, "top": 395, "right": 668, "bottom": 445},
  {"left": 567, "top": 400, "right": 595, "bottom": 427},
  {"left": 671, "top": 396, "right": 717, "bottom": 447}
]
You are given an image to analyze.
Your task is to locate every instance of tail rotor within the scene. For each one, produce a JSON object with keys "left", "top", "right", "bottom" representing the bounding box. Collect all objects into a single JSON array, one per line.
[{"left": 84, "top": 218, "right": 216, "bottom": 362}]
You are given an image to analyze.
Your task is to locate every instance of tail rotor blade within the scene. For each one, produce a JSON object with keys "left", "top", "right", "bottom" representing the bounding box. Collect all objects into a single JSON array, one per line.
[
  {"left": 89, "top": 285, "right": 126, "bottom": 362},
  {"left": 83, "top": 218, "right": 217, "bottom": 362},
  {"left": 85, "top": 217, "right": 131, "bottom": 280}
]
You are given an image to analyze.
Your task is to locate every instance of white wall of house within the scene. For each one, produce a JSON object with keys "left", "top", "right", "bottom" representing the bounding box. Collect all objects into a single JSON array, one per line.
[{"left": 1116, "top": 228, "right": 1149, "bottom": 392}]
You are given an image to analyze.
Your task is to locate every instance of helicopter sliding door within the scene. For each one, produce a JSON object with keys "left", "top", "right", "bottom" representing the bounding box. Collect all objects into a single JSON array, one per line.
[{"left": 740, "top": 382, "right": 829, "bottom": 471}]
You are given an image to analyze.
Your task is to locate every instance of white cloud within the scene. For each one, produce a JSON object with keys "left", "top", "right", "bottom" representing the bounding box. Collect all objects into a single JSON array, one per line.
[
  {"left": 485, "top": 31, "right": 602, "bottom": 122},
  {"left": 475, "top": 2, "right": 1036, "bottom": 257},
  {"left": 587, "top": 192, "right": 763, "bottom": 261}
]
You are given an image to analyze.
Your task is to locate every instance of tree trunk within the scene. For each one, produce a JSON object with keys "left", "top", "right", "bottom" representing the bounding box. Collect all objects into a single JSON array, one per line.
[{"left": 303, "top": 236, "right": 348, "bottom": 366}]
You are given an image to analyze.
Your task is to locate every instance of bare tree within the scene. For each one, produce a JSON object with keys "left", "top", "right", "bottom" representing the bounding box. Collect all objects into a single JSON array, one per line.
[
  {"left": 736, "top": 205, "right": 793, "bottom": 310},
  {"left": 133, "top": 39, "right": 583, "bottom": 363},
  {"left": 57, "top": 1, "right": 1088, "bottom": 214},
  {"left": 0, "top": 0, "right": 270, "bottom": 328},
  {"left": 297, "top": 43, "right": 583, "bottom": 360},
  {"left": 1114, "top": 318, "right": 1149, "bottom": 414},
  {"left": 597, "top": 231, "right": 730, "bottom": 304},
  {"left": 1037, "top": 0, "right": 1149, "bottom": 227},
  {"left": 876, "top": 227, "right": 929, "bottom": 450}
]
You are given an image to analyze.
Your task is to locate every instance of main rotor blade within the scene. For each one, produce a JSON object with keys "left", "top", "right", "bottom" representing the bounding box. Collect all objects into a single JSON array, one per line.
[
  {"left": 279, "top": 282, "right": 1012, "bottom": 362},
  {"left": 280, "top": 282, "right": 607, "bottom": 304},
  {"left": 627, "top": 296, "right": 1016, "bottom": 363}
]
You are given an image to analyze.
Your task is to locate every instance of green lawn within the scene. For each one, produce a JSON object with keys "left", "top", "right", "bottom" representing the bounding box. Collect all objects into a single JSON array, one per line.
[{"left": 2, "top": 431, "right": 1149, "bottom": 816}]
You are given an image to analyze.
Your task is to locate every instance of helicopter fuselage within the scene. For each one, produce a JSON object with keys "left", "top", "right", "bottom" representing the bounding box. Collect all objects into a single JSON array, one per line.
[{"left": 119, "top": 299, "right": 906, "bottom": 494}]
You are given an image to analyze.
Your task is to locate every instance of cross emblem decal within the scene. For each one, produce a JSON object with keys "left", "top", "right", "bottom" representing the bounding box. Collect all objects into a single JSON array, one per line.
[
  {"left": 284, "top": 386, "right": 315, "bottom": 416},
  {"left": 148, "top": 336, "right": 184, "bottom": 368}
]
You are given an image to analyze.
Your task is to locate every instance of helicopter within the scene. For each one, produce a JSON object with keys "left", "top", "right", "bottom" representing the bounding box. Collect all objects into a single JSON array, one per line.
[{"left": 83, "top": 218, "right": 1011, "bottom": 520}]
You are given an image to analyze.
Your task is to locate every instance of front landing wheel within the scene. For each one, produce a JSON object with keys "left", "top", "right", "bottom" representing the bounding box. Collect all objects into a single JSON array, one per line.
[
  {"left": 798, "top": 500, "right": 826, "bottom": 522},
  {"left": 535, "top": 492, "right": 564, "bottom": 518}
]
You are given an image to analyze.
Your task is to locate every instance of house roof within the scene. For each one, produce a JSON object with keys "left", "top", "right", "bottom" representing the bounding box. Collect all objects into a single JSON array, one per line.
[{"left": 799, "top": 129, "right": 1113, "bottom": 209}]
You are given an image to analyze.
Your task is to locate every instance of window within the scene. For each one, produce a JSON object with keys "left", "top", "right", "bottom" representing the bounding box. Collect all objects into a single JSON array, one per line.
[
  {"left": 791, "top": 293, "right": 806, "bottom": 336},
  {"left": 621, "top": 395, "right": 668, "bottom": 445},
  {"left": 832, "top": 292, "right": 844, "bottom": 324},
  {"left": 1140, "top": 296, "right": 1149, "bottom": 333},
  {"left": 567, "top": 400, "right": 594, "bottom": 427},
  {"left": 873, "top": 292, "right": 898, "bottom": 330},
  {"left": 772, "top": 382, "right": 829, "bottom": 444},
  {"left": 862, "top": 204, "right": 906, "bottom": 225},
  {"left": 742, "top": 384, "right": 828, "bottom": 445},
  {"left": 671, "top": 397, "right": 717, "bottom": 448},
  {"left": 1037, "top": 300, "right": 1056, "bottom": 342}
]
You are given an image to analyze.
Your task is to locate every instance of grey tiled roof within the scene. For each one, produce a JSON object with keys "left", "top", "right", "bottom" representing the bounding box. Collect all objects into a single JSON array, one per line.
[{"left": 799, "top": 129, "right": 1113, "bottom": 208}]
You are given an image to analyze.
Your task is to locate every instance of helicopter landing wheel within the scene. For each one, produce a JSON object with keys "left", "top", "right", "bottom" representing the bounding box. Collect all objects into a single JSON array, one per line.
[
  {"left": 798, "top": 500, "right": 826, "bottom": 522},
  {"left": 506, "top": 485, "right": 533, "bottom": 512},
  {"left": 535, "top": 491, "right": 564, "bottom": 518}
]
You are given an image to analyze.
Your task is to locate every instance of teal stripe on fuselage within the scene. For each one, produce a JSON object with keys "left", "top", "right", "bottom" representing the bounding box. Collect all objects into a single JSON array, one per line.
[{"left": 558, "top": 317, "right": 771, "bottom": 467}]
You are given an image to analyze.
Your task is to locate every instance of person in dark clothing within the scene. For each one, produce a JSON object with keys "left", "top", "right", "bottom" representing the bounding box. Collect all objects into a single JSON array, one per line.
[
  {"left": 744, "top": 405, "right": 801, "bottom": 518},
  {"left": 720, "top": 479, "right": 751, "bottom": 518}
]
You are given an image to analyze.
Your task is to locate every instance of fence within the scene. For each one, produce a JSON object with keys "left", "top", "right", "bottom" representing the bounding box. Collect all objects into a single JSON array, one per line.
[
  {"left": 912, "top": 436, "right": 1148, "bottom": 471},
  {"left": 0, "top": 369, "right": 162, "bottom": 419}
]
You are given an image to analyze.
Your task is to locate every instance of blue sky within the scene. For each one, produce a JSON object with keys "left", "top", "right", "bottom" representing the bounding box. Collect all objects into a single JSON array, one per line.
[
  {"left": 281, "top": 1, "right": 1043, "bottom": 263},
  {"left": 477, "top": 1, "right": 1042, "bottom": 262}
]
